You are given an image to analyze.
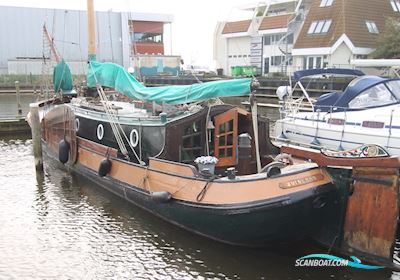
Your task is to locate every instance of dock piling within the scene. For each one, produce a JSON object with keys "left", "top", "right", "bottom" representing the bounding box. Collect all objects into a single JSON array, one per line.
[
  {"left": 15, "top": 81, "right": 22, "bottom": 115},
  {"left": 29, "top": 103, "right": 43, "bottom": 171}
]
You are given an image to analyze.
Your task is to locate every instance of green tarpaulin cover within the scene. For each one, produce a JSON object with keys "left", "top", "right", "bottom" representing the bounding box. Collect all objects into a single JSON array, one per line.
[
  {"left": 53, "top": 59, "right": 73, "bottom": 92},
  {"left": 87, "top": 60, "right": 251, "bottom": 104}
]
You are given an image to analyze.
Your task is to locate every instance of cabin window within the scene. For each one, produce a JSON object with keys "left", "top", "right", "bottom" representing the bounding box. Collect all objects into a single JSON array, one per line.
[
  {"left": 386, "top": 80, "right": 400, "bottom": 99},
  {"left": 365, "top": 21, "right": 379, "bottom": 34},
  {"left": 390, "top": 0, "right": 400, "bottom": 12},
  {"left": 181, "top": 121, "right": 202, "bottom": 163},
  {"left": 320, "top": 0, "right": 334, "bottom": 7},
  {"left": 349, "top": 84, "right": 396, "bottom": 109}
]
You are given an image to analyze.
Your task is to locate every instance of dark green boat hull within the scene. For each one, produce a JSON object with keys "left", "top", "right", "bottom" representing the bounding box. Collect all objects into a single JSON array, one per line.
[{"left": 73, "top": 162, "right": 336, "bottom": 247}]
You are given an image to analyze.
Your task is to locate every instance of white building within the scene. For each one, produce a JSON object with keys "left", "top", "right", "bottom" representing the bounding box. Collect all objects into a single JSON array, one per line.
[{"left": 214, "top": 0, "right": 400, "bottom": 76}]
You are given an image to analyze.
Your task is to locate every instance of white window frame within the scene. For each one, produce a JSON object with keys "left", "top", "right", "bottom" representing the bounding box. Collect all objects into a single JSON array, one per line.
[
  {"left": 366, "top": 21, "right": 379, "bottom": 34},
  {"left": 390, "top": 0, "right": 400, "bottom": 11},
  {"left": 307, "top": 19, "right": 332, "bottom": 34},
  {"left": 306, "top": 56, "right": 323, "bottom": 69},
  {"left": 320, "top": 0, "right": 334, "bottom": 7}
]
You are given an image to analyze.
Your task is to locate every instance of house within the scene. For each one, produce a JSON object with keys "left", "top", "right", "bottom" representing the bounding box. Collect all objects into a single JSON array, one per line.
[
  {"left": 292, "top": 0, "right": 400, "bottom": 70},
  {"left": 214, "top": 0, "right": 400, "bottom": 76},
  {"left": 214, "top": 0, "right": 311, "bottom": 76}
]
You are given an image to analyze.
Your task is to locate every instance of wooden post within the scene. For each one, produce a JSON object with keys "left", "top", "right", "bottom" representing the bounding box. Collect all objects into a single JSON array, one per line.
[
  {"left": 15, "top": 81, "right": 22, "bottom": 115},
  {"left": 87, "top": 0, "right": 96, "bottom": 60},
  {"left": 29, "top": 103, "right": 43, "bottom": 171}
]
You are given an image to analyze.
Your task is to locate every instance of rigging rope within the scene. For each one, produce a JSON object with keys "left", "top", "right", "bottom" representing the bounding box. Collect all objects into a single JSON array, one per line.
[{"left": 89, "top": 61, "right": 145, "bottom": 165}]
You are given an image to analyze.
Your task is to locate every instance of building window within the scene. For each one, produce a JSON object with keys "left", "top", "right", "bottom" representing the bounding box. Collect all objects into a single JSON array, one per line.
[
  {"left": 132, "top": 32, "right": 163, "bottom": 43},
  {"left": 307, "top": 19, "right": 332, "bottom": 34},
  {"left": 390, "top": 0, "right": 400, "bottom": 11},
  {"left": 264, "top": 34, "right": 286, "bottom": 45},
  {"left": 270, "top": 56, "right": 292, "bottom": 66},
  {"left": 305, "top": 56, "right": 323, "bottom": 69},
  {"left": 320, "top": 0, "right": 334, "bottom": 7},
  {"left": 366, "top": 21, "right": 379, "bottom": 33},
  {"left": 355, "top": 54, "right": 368, "bottom": 59}
]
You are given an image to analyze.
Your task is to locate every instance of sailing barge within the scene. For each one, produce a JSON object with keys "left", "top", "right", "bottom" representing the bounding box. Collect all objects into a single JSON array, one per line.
[{"left": 27, "top": 0, "right": 341, "bottom": 247}]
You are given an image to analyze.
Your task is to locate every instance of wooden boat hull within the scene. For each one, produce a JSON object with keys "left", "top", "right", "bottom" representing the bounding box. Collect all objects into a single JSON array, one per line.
[
  {"left": 70, "top": 158, "right": 335, "bottom": 246},
  {"left": 40, "top": 103, "right": 337, "bottom": 247}
]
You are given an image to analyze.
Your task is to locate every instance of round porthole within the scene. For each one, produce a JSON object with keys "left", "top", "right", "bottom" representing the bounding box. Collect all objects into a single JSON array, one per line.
[
  {"left": 97, "top": 124, "right": 104, "bottom": 140},
  {"left": 129, "top": 129, "right": 139, "bottom": 147},
  {"left": 75, "top": 118, "right": 80, "bottom": 132}
]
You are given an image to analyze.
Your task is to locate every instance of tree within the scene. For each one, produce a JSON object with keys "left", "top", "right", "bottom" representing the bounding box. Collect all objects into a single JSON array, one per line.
[{"left": 372, "top": 18, "right": 400, "bottom": 59}]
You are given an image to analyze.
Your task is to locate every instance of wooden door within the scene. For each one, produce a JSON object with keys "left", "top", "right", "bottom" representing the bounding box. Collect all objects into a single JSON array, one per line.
[
  {"left": 214, "top": 108, "right": 238, "bottom": 167},
  {"left": 343, "top": 167, "right": 399, "bottom": 261}
]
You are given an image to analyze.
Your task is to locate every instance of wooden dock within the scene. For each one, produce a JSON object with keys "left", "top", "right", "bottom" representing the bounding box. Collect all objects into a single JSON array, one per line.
[{"left": 0, "top": 116, "right": 30, "bottom": 135}]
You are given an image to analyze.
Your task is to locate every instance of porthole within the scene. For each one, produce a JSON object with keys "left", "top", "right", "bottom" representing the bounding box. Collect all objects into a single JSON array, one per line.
[
  {"left": 97, "top": 124, "right": 104, "bottom": 140},
  {"left": 129, "top": 129, "right": 139, "bottom": 147},
  {"left": 75, "top": 118, "right": 80, "bottom": 132}
]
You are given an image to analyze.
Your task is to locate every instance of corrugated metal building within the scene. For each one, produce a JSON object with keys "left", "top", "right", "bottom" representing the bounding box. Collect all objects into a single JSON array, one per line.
[{"left": 0, "top": 6, "right": 173, "bottom": 74}]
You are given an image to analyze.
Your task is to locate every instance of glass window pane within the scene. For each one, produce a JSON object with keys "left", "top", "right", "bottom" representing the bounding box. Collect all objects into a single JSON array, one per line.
[
  {"left": 227, "top": 133, "right": 233, "bottom": 145},
  {"left": 321, "top": 20, "right": 332, "bottom": 33},
  {"left": 308, "top": 57, "right": 314, "bottom": 69},
  {"left": 183, "top": 137, "right": 192, "bottom": 148},
  {"left": 349, "top": 84, "right": 396, "bottom": 109},
  {"left": 219, "top": 135, "right": 225, "bottom": 146},
  {"left": 391, "top": 0, "right": 399, "bottom": 11},
  {"left": 386, "top": 80, "right": 400, "bottom": 99},
  {"left": 227, "top": 120, "right": 234, "bottom": 132},
  {"left": 314, "top": 21, "right": 325, "bottom": 33},
  {"left": 219, "top": 149, "right": 226, "bottom": 157},
  {"left": 308, "top": 22, "right": 317, "bottom": 34},
  {"left": 316, "top": 57, "right": 322, "bottom": 68},
  {"left": 227, "top": 148, "right": 233, "bottom": 157},
  {"left": 219, "top": 123, "right": 225, "bottom": 133}
]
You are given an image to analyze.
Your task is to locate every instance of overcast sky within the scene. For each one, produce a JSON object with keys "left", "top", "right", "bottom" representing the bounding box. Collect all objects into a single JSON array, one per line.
[{"left": 0, "top": 0, "right": 256, "bottom": 68}]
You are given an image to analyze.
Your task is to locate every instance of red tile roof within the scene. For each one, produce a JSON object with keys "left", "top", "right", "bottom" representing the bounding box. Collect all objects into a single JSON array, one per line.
[
  {"left": 259, "top": 14, "right": 294, "bottom": 30},
  {"left": 222, "top": 20, "right": 251, "bottom": 34}
]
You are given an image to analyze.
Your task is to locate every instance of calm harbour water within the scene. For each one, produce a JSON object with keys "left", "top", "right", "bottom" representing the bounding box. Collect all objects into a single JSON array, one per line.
[
  {"left": 0, "top": 95, "right": 399, "bottom": 279},
  {"left": 1, "top": 137, "right": 399, "bottom": 279}
]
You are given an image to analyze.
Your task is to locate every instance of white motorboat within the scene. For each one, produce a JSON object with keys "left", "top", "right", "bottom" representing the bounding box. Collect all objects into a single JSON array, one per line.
[{"left": 274, "top": 68, "right": 400, "bottom": 155}]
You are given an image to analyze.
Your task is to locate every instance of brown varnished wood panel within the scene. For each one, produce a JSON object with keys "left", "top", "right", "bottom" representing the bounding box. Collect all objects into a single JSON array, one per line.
[
  {"left": 77, "top": 146, "right": 332, "bottom": 205},
  {"left": 343, "top": 167, "right": 399, "bottom": 259}
]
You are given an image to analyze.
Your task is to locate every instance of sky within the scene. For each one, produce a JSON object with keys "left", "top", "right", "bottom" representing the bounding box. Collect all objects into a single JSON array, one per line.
[{"left": 0, "top": 0, "right": 256, "bottom": 68}]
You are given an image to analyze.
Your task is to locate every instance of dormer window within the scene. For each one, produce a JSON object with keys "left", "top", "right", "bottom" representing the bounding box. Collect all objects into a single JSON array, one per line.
[
  {"left": 307, "top": 19, "right": 332, "bottom": 34},
  {"left": 390, "top": 0, "right": 400, "bottom": 11},
  {"left": 320, "top": 0, "right": 334, "bottom": 7},
  {"left": 366, "top": 21, "right": 379, "bottom": 34}
]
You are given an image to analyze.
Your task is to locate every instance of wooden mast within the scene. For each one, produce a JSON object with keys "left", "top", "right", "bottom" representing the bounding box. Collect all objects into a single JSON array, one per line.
[{"left": 87, "top": 0, "right": 96, "bottom": 61}]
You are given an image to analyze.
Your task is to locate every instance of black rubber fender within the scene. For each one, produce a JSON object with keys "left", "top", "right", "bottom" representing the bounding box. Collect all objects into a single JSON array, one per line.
[
  {"left": 98, "top": 158, "right": 112, "bottom": 177},
  {"left": 58, "top": 139, "right": 70, "bottom": 164},
  {"left": 151, "top": 191, "right": 172, "bottom": 203}
]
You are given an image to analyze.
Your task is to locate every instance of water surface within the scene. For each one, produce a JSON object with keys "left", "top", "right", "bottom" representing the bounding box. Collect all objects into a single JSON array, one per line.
[{"left": 0, "top": 135, "right": 398, "bottom": 279}]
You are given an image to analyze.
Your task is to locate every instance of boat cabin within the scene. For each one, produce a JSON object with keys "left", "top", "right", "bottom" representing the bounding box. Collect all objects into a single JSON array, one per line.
[
  {"left": 316, "top": 76, "right": 400, "bottom": 112},
  {"left": 159, "top": 104, "right": 278, "bottom": 175}
]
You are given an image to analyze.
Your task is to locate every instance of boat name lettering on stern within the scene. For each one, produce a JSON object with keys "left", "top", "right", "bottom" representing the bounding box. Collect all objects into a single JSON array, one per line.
[{"left": 279, "top": 174, "right": 324, "bottom": 189}]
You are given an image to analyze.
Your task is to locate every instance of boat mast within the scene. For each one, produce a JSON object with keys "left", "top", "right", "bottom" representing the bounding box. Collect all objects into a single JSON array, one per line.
[{"left": 87, "top": 0, "right": 96, "bottom": 61}]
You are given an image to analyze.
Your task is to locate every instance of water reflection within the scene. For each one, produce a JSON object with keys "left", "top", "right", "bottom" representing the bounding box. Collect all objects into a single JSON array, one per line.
[{"left": 0, "top": 136, "right": 396, "bottom": 279}]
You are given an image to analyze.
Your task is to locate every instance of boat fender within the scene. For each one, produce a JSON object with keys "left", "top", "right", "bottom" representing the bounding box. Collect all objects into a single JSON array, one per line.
[
  {"left": 151, "top": 191, "right": 172, "bottom": 203},
  {"left": 98, "top": 158, "right": 112, "bottom": 177},
  {"left": 58, "top": 139, "right": 70, "bottom": 164},
  {"left": 260, "top": 161, "right": 285, "bottom": 177}
]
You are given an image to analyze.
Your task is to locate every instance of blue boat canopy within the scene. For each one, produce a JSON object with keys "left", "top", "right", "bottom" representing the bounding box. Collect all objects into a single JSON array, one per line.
[
  {"left": 316, "top": 76, "right": 400, "bottom": 111},
  {"left": 293, "top": 68, "right": 365, "bottom": 80},
  {"left": 87, "top": 61, "right": 252, "bottom": 105}
]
